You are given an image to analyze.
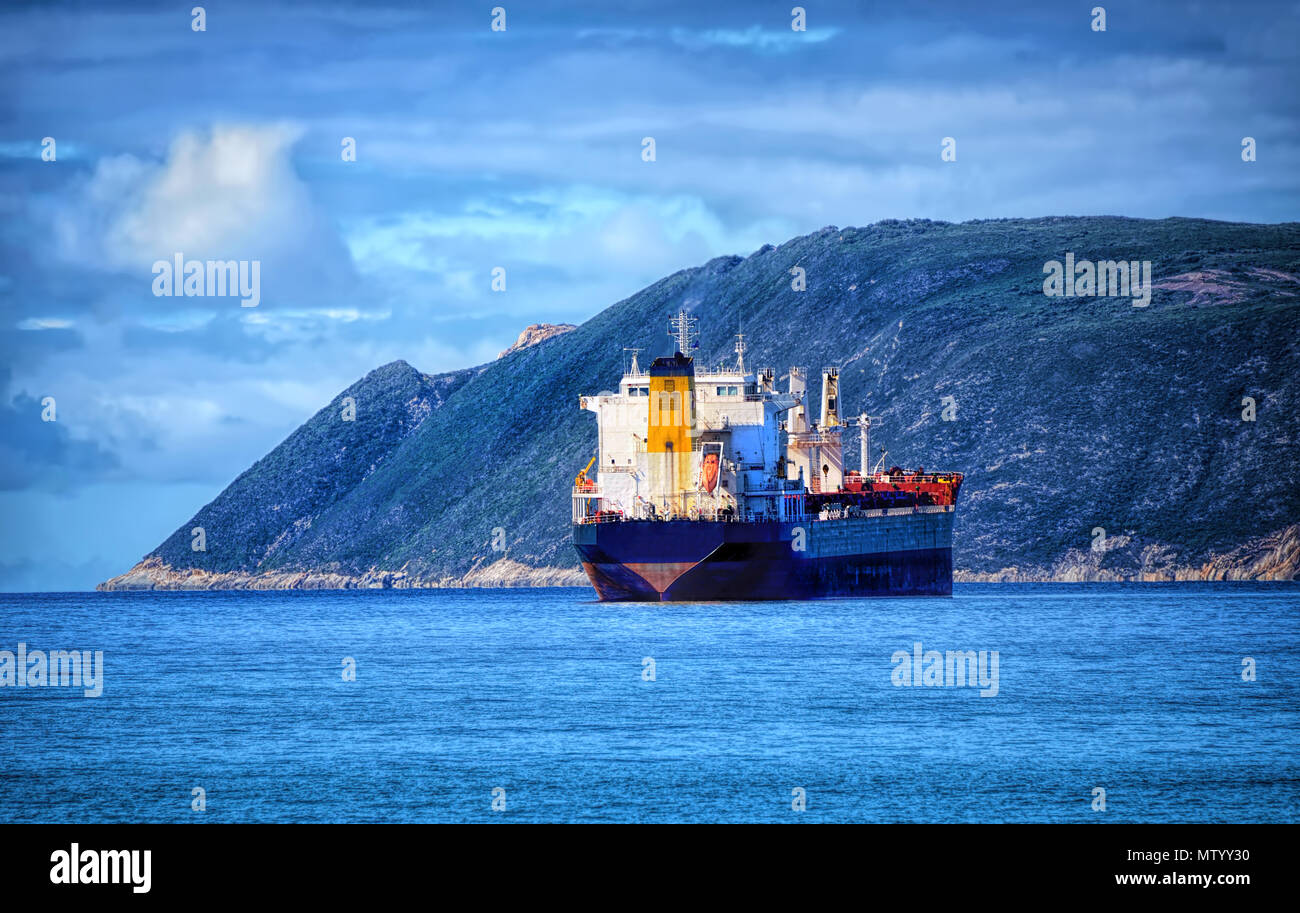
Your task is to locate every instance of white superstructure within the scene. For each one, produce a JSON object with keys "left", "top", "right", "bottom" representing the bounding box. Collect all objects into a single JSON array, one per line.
[{"left": 575, "top": 310, "right": 850, "bottom": 523}]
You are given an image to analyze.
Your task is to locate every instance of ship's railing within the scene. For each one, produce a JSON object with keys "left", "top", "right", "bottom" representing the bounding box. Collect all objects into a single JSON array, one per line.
[
  {"left": 786, "top": 432, "right": 842, "bottom": 446},
  {"left": 572, "top": 485, "right": 601, "bottom": 524},
  {"left": 572, "top": 476, "right": 961, "bottom": 523},
  {"left": 577, "top": 493, "right": 807, "bottom": 524},
  {"left": 850, "top": 471, "right": 964, "bottom": 485},
  {"left": 576, "top": 511, "right": 625, "bottom": 525},
  {"left": 575, "top": 502, "right": 955, "bottom": 525},
  {"left": 576, "top": 511, "right": 777, "bottom": 525}
]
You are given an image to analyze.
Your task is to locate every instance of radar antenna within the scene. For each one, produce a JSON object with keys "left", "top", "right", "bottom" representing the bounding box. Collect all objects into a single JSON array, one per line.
[
  {"left": 623, "top": 346, "right": 643, "bottom": 376},
  {"left": 667, "top": 308, "right": 698, "bottom": 355}
]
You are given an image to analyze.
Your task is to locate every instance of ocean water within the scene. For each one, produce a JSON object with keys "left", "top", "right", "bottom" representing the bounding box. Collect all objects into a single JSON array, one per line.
[{"left": 1, "top": 583, "right": 1297, "bottom": 823}]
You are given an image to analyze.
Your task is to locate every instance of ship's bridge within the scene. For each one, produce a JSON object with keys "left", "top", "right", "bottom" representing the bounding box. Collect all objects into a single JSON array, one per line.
[
  {"left": 578, "top": 361, "right": 808, "bottom": 522},
  {"left": 577, "top": 315, "right": 860, "bottom": 522}
]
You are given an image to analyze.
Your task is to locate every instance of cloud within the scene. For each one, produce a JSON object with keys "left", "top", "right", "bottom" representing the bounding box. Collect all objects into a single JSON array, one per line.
[
  {"left": 573, "top": 24, "right": 841, "bottom": 54},
  {"left": 17, "top": 318, "right": 74, "bottom": 330},
  {"left": 0, "top": 393, "right": 120, "bottom": 491},
  {"left": 341, "top": 185, "right": 787, "bottom": 333},
  {"left": 109, "top": 124, "right": 309, "bottom": 266},
  {"left": 669, "top": 26, "right": 841, "bottom": 53},
  {"left": 53, "top": 123, "right": 362, "bottom": 311}
]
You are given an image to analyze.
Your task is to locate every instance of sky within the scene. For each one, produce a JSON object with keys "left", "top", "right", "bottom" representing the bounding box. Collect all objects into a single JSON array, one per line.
[{"left": 1, "top": 0, "right": 1297, "bottom": 590}]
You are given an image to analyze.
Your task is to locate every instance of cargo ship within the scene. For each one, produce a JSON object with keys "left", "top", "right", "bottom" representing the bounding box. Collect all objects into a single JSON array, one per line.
[{"left": 572, "top": 310, "right": 962, "bottom": 601}]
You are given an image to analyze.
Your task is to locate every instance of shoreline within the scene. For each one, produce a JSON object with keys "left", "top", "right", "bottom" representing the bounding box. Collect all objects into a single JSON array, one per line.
[{"left": 97, "top": 526, "right": 1299, "bottom": 592}]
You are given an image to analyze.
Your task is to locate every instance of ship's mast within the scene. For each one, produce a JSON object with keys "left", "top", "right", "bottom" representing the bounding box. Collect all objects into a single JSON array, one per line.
[
  {"left": 858, "top": 413, "right": 869, "bottom": 475},
  {"left": 851, "top": 413, "right": 877, "bottom": 475},
  {"left": 734, "top": 332, "right": 746, "bottom": 374},
  {"left": 668, "top": 308, "right": 697, "bottom": 355},
  {"left": 623, "top": 346, "right": 642, "bottom": 376}
]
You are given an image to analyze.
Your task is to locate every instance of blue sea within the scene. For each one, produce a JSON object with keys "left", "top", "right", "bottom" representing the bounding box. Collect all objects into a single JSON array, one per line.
[{"left": 1, "top": 583, "right": 1297, "bottom": 823}]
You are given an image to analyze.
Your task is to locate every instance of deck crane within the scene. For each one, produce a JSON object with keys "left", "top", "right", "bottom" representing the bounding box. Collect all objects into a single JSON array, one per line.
[{"left": 574, "top": 455, "right": 597, "bottom": 490}]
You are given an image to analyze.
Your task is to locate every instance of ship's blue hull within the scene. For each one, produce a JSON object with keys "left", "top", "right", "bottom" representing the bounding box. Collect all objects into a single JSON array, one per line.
[{"left": 573, "top": 509, "right": 955, "bottom": 601}]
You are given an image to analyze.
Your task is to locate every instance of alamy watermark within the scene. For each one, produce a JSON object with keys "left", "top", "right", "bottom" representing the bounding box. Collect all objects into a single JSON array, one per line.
[
  {"left": 1043, "top": 253, "right": 1151, "bottom": 307},
  {"left": 152, "top": 253, "right": 261, "bottom": 307},
  {"left": 0, "top": 643, "right": 103, "bottom": 696},
  {"left": 891, "top": 641, "right": 999, "bottom": 697},
  {"left": 49, "top": 844, "right": 150, "bottom": 893}
]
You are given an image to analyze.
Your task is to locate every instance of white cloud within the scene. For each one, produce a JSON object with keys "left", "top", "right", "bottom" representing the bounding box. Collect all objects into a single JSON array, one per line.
[
  {"left": 670, "top": 26, "right": 841, "bottom": 53},
  {"left": 17, "top": 317, "right": 73, "bottom": 330},
  {"left": 345, "top": 186, "right": 781, "bottom": 302},
  {"left": 54, "top": 123, "right": 361, "bottom": 309},
  {"left": 107, "top": 123, "right": 309, "bottom": 267}
]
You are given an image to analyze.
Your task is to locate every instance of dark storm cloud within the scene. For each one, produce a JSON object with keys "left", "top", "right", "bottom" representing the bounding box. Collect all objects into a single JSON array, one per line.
[{"left": 0, "top": 393, "right": 120, "bottom": 491}]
